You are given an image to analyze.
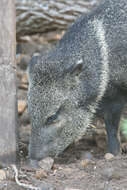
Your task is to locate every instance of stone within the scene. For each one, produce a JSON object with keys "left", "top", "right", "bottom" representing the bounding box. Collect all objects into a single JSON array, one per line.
[
  {"left": 0, "top": 170, "right": 6, "bottom": 181},
  {"left": 104, "top": 153, "right": 114, "bottom": 160},
  {"left": 18, "top": 100, "right": 27, "bottom": 114},
  {"left": 38, "top": 157, "right": 54, "bottom": 173},
  {"left": 35, "top": 169, "right": 47, "bottom": 179}
]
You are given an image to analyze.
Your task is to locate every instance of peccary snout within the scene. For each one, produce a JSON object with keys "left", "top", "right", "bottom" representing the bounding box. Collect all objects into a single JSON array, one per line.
[{"left": 28, "top": 57, "right": 98, "bottom": 160}]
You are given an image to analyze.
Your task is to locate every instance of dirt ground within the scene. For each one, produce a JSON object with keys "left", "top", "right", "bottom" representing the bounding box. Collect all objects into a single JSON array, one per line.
[{"left": 1, "top": 125, "right": 127, "bottom": 190}]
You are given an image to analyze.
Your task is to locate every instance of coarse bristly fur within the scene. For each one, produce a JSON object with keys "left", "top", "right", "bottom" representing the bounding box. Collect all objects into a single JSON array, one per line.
[{"left": 27, "top": 0, "right": 127, "bottom": 160}]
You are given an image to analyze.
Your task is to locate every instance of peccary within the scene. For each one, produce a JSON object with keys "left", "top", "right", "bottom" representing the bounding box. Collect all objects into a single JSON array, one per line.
[{"left": 27, "top": 0, "right": 127, "bottom": 160}]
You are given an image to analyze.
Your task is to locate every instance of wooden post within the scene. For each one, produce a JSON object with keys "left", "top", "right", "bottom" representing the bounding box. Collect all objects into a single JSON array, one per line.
[{"left": 0, "top": 0, "right": 17, "bottom": 163}]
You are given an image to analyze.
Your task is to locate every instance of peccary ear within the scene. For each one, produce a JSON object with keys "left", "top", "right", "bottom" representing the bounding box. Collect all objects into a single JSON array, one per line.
[{"left": 68, "top": 62, "right": 83, "bottom": 76}]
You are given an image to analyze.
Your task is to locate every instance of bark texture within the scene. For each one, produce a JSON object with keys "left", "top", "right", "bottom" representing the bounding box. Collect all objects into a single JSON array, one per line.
[
  {"left": 0, "top": 0, "right": 17, "bottom": 163},
  {"left": 16, "top": 0, "right": 100, "bottom": 39}
]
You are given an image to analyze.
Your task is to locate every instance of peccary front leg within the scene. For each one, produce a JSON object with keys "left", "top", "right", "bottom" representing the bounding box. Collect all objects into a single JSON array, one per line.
[{"left": 104, "top": 101, "right": 124, "bottom": 155}]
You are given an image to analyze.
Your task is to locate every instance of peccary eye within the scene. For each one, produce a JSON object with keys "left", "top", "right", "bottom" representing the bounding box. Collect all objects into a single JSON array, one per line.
[{"left": 46, "top": 114, "right": 58, "bottom": 125}]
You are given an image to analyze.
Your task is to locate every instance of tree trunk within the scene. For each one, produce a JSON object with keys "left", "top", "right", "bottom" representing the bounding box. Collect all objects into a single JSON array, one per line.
[
  {"left": 0, "top": 0, "right": 17, "bottom": 163},
  {"left": 16, "top": 0, "right": 100, "bottom": 40}
]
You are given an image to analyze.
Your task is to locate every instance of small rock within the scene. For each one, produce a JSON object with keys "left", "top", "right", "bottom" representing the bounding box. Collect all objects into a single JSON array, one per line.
[
  {"left": 0, "top": 170, "right": 6, "bottom": 181},
  {"left": 104, "top": 153, "right": 114, "bottom": 160},
  {"left": 19, "top": 83, "right": 28, "bottom": 90},
  {"left": 38, "top": 157, "right": 54, "bottom": 173},
  {"left": 35, "top": 169, "right": 47, "bottom": 179},
  {"left": 81, "top": 159, "right": 90, "bottom": 168},
  {"left": 18, "top": 100, "right": 27, "bottom": 114}
]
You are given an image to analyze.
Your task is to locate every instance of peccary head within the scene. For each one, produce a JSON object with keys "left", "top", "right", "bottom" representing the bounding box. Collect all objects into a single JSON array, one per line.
[{"left": 28, "top": 47, "right": 98, "bottom": 160}]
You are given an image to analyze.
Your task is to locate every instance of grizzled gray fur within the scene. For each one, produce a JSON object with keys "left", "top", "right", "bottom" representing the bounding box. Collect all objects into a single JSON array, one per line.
[{"left": 27, "top": 0, "right": 127, "bottom": 160}]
